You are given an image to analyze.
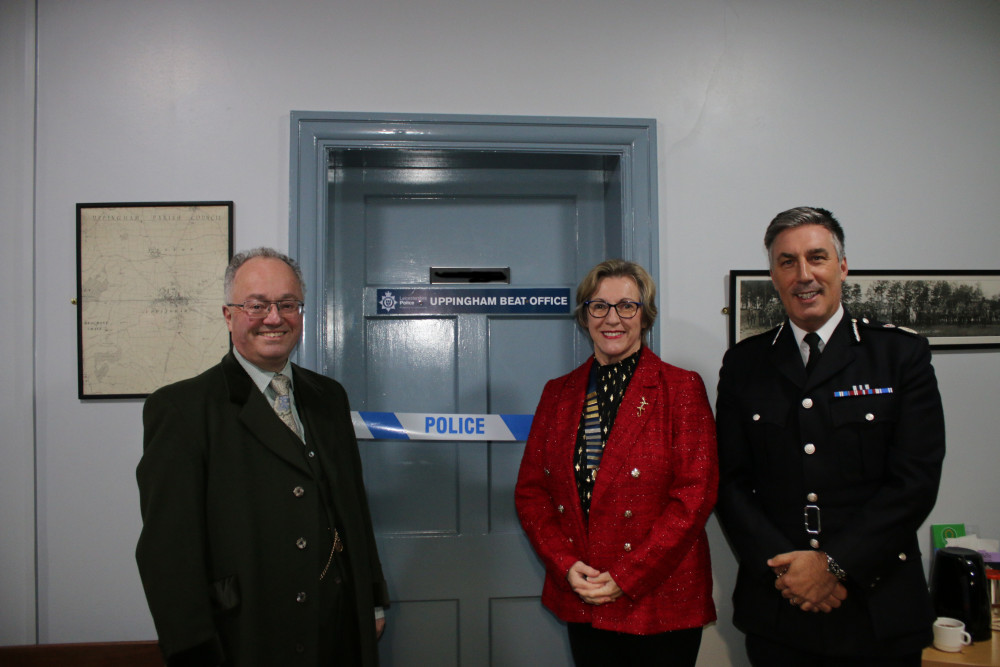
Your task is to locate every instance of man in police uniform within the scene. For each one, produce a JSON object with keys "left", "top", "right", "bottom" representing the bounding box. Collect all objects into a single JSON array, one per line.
[
  {"left": 716, "top": 207, "right": 945, "bottom": 666},
  {"left": 136, "top": 248, "right": 388, "bottom": 666}
]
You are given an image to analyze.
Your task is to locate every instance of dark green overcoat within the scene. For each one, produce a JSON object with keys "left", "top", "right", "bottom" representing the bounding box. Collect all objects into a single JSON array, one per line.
[{"left": 136, "top": 352, "right": 389, "bottom": 666}]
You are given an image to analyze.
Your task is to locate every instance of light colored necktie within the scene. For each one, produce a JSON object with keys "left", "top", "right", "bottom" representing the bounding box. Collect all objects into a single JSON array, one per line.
[{"left": 269, "top": 374, "right": 302, "bottom": 440}]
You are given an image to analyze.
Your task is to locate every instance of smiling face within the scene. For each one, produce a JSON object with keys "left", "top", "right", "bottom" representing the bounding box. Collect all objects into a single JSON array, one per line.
[
  {"left": 769, "top": 224, "right": 848, "bottom": 332},
  {"left": 223, "top": 257, "right": 304, "bottom": 372},
  {"left": 586, "top": 275, "right": 644, "bottom": 365}
]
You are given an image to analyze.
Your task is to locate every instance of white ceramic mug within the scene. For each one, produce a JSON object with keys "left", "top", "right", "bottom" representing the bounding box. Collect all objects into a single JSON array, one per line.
[{"left": 932, "top": 616, "right": 972, "bottom": 652}]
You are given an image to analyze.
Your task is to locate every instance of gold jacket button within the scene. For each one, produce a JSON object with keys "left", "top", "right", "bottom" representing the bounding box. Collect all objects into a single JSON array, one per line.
[
  {"left": 296, "top": 538, "right": 307, "bottom": 549},
  {"left": 292, "top": 486, "right": 305, "bottom": 497},
  {"left": 631, "top": 468, "right": 640, "bottom": 478},
  {"left": 624, "top": 543, "right": 632, "bottom": 552}
]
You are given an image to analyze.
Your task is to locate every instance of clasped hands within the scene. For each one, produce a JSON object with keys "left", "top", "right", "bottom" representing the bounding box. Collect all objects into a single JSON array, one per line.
[
  {"left": 769, "top": 550, "right": 847, "bottom": 613},
  {"left": 567, "top": 561, "right": 623, "bottom": 606}
]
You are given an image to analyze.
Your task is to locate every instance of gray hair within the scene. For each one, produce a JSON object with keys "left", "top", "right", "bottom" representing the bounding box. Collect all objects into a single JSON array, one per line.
[
  {"left": 224, "top": 247, "right": 305, "bottom": 302},
  {"left": 764, "top": 206, "right": 845, "bottom": 266}
]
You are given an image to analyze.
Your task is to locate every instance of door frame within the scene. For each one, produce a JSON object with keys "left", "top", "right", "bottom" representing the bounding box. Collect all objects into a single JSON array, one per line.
[{"left": 288, "top": 111, "right": 659, "bottom": 370}]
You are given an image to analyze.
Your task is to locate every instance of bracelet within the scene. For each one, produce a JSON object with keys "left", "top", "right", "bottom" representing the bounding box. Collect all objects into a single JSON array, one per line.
[{"left": 826, "top": 553, "right": 847, "bottom": 581}]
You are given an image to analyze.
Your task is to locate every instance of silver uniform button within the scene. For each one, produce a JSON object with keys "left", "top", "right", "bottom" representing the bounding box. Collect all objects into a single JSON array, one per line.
[
  {"left": 544, "top": 468, "right": 550, "bottom": 476},
  {"left": 865, "top": 413, "right": 875, "bottom": 421},
  {"left": 898, "top": 553, "right": 907, "bottom": 561},
  {"left": 624, "top": 543, "right": 632, "bottom": 552},
  {"left": 568, "top": 537, "right": 573, "bottom": 543},
  {"left": 752, "top": 414, "right": 761, "bottom": 422},
  {"left": 557, "top": 505, "right": 564, "bottom": 513},
  {"left": 293, "top": 486, "right": 305, "bottom": 497},
  {"left": 802, "top": 398, "right": 814, "bottom": 409},
  {"left": 804, "top": 443, "right": 816, "bottom": 455},
  {"left": 296, "top": 538, "right": 307, "bottom": 549},
  {"left": 624, "top": 510, "right": 633, "bottom": 518},
  {"left": 806, "top": 493, "right": 818, "bottom": 502},
  {"left": 307, "top": 451, "right": 316, "bottom": 458},
  {"left": 296, "top": 592, "right": 307, "bottom": 603},
  {"left": 631, "top": 468, "right": 640, "bottom": 478},
  {"left": 809, "top": 538, "right": 820, "bottom": 549}
]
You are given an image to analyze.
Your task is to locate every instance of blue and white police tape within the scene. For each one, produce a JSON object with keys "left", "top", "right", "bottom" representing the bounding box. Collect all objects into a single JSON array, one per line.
[{"left": 351, "top": 412, "right": 534, "bottom": 441}]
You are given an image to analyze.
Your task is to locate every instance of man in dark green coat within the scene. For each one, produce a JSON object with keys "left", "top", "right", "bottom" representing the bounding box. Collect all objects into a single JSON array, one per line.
[{"left": 137, "top": 248, "right": 388, "bottom": 666}]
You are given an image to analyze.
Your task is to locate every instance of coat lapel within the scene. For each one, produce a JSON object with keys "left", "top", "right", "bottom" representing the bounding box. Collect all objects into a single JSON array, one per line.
[
  {"left": 292, "top": 367, "right": 343, "bottom": 490},
  {"left": 769, "top": 323, "right": 807, "bottom": 388},
  {"left": 590, "top": 348, "right": 659, "bottom": 509},
  {"left": 803, "top": 315, "right": 856, "bottom": 390},
  {"left": 768, "top": 315, "right": 858, "bottom": 391},
  {"left": 221, "top": 352, "right": 311, "bottom": 474}
]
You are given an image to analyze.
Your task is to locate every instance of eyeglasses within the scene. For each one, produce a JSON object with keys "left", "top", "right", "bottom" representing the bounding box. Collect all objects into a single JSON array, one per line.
[
  {"left": 584, "top": 300, "right": 642, "bottom": 319},
  {"left": 226, "top": 300, "right": 304, "bottom": 319}
]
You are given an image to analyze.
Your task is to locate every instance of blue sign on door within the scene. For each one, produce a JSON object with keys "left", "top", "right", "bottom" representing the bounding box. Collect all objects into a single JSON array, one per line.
[{"left": 376, "top": 288, "right": 572, "bottom": 315}]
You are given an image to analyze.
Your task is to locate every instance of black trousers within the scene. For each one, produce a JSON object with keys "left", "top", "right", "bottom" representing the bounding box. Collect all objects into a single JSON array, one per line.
[
  {"left": 745, "top": 634, "right": 922, "bottom": 667},
  {"left": 567, "top": 623, "right": 703, "bottom": 667}
]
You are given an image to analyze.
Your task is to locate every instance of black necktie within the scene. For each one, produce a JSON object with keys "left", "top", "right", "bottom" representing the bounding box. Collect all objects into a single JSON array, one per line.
[{"left": 804, "top": 332, "right": 822, "bottom": 375}]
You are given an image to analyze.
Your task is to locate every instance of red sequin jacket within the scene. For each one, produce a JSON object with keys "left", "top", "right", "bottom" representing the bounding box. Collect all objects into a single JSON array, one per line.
[{"left": 515, "top": 347, "right": 718, "bottom": 634}]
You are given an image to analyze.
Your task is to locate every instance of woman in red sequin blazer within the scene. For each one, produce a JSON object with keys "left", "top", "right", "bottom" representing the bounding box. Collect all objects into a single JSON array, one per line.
[{"left": 515, "top": 260, "right": 717, "bottom": 666}]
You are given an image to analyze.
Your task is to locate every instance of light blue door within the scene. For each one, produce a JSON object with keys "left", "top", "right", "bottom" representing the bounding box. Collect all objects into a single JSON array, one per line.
[
  {"left": 291, "top": 112, "right": 659, "bottom": 666},
  {"left": 326, "top": 150, "right": 610, "bottom": 666}
]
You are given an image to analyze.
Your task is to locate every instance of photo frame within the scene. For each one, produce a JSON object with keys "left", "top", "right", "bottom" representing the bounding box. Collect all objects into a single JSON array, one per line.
[
  {"left": 76, "top": 201, "right": 234, "bottom": 398},
  {"left": 728, "top": 270, "right": 1000, "bottom": 350}
]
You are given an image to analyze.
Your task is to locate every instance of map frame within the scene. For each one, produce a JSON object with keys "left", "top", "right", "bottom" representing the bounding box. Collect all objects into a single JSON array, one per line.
[{"left": 76, "top": 201, "right": 233, "bottom": 399}]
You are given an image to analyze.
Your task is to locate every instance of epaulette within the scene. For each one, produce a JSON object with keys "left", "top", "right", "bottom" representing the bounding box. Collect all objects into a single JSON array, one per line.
[{"left": 855, "top": 316, "right": 923, "bottom": 338}]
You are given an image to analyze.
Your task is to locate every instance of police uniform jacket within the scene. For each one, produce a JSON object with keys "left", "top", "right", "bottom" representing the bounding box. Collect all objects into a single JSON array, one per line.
[
  {"left": 715, "top": 312, "right": 945, "bottom": 656},
  {"left": 515, "top": 347, "right": 718, "bottom": 635},
  {"left": 136, "top": 352, "right": 389, "bottom": 666}
]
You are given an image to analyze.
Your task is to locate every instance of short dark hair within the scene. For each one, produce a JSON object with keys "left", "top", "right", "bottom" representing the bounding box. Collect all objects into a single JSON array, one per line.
[
  {"left": 764, "top": 206, "right": 845, "bottom": 265},
  {"left": 574, "top": 259, "right": 658, "bottom": 335},
  {"left": 224, "top": 247, "right": 305, "bottom": 302}
]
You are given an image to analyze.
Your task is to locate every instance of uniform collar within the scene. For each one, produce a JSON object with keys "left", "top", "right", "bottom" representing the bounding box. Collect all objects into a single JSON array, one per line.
[{"left": 787, "top": 303, "right": 844, "bottom": 351}]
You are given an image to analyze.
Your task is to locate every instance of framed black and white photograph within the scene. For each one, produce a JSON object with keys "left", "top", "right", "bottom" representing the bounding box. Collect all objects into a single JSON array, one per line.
[
  {"left": 76, "top": 201, "right": 234, "bottom": 398},
  {"left": 728, "top": 270, "right": 1000, "bottom": 350}
]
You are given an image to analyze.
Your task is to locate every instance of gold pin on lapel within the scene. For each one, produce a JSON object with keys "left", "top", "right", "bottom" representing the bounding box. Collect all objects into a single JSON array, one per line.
[{"left": 637, "top": 397, "right": 648, "bottom": 416}]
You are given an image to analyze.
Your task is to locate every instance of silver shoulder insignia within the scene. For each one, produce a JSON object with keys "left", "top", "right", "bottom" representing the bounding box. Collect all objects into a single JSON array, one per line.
[{"left": 771, "top": 321, "right": 785, "bottom": 346}]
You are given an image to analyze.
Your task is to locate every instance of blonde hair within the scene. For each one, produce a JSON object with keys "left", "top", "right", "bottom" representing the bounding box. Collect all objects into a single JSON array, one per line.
[{"left": 574, "top": 259, "right": 657, "bottom": 335}]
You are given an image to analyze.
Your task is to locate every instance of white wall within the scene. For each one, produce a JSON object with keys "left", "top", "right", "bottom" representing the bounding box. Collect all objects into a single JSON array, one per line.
[{"left": 4, "top": 0, "right": 998, "bottom": 664}]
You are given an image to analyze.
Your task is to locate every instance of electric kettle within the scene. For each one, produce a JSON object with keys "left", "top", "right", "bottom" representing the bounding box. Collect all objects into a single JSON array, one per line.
[{"left": 930, "top": 546, "right": 993, "bottom": 641}]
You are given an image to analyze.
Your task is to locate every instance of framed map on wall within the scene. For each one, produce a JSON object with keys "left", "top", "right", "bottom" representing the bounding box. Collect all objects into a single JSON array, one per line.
[{"left": 76, "top": 201, "right": 233, "bottom": 398}]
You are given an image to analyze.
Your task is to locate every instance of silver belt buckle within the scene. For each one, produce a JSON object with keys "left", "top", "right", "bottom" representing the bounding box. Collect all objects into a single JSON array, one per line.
[{"left": 804, "top": 504, "right": 821, "bottom": 535}]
